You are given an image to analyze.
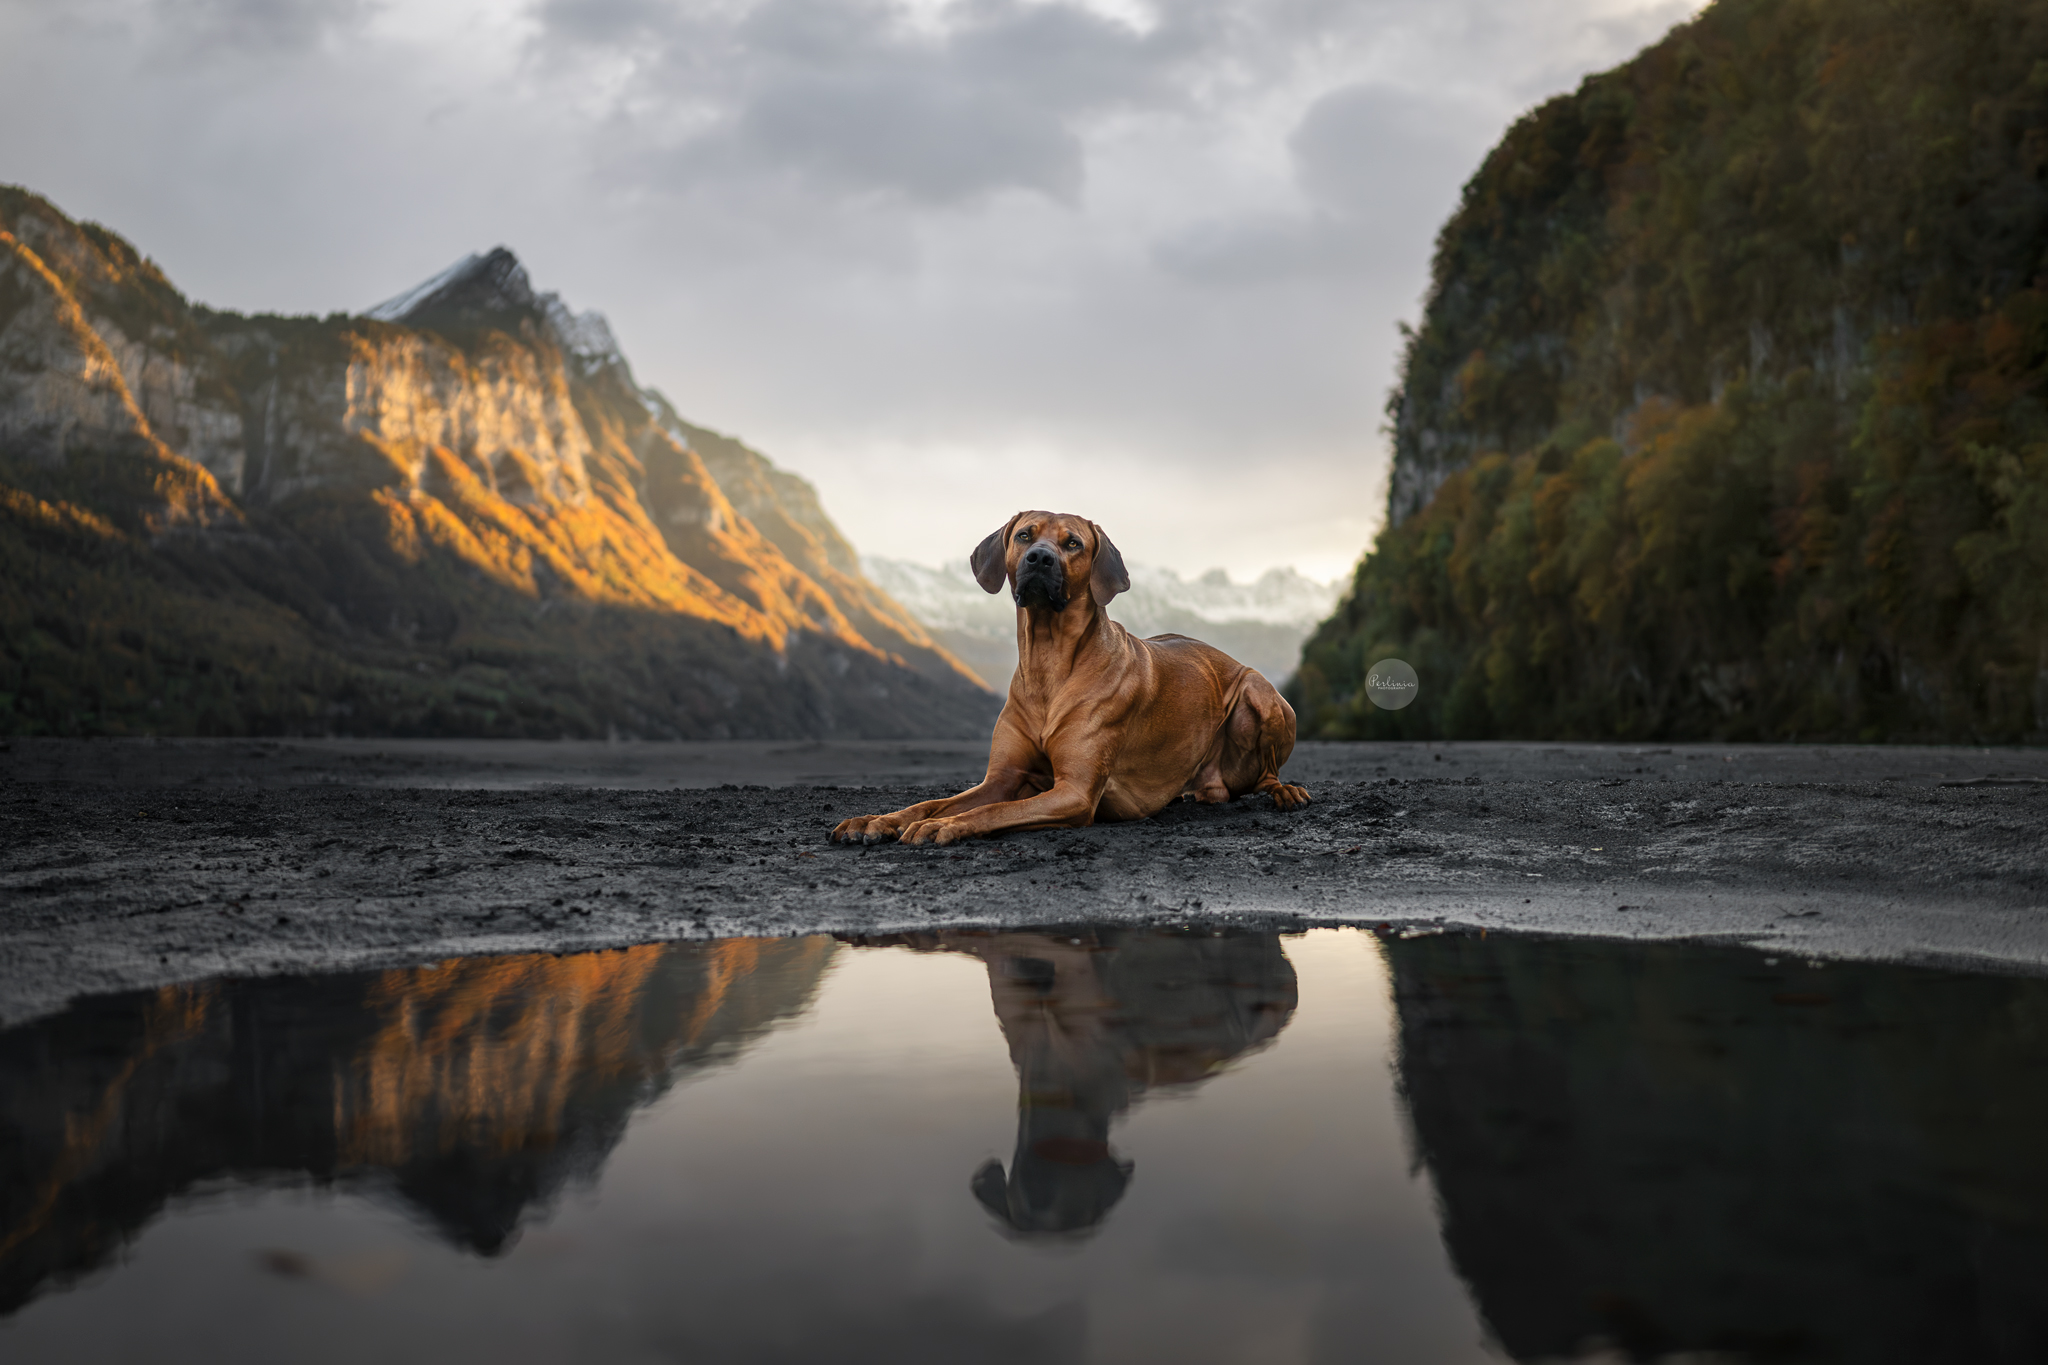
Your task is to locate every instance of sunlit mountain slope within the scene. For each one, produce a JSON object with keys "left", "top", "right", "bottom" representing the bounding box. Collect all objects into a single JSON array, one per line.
[{"left": 0, "top": 188, "right": 995, "bottom": 737}]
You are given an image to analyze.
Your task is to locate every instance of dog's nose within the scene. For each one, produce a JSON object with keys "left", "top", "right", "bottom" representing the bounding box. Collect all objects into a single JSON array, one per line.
[{"left": 1023, "top": 544, "right": 1057, "bottom": 567}]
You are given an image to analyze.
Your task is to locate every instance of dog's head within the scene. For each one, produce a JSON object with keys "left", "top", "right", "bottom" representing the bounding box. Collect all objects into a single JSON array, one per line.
[{"left": 969, "top": 511, "right": 1130, "bottom": 613}]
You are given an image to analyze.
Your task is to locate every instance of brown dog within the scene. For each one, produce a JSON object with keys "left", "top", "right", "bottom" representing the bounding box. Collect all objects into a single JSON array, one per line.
[{"left": 831, "top": 511, "right": 1309, "bottom": 846}]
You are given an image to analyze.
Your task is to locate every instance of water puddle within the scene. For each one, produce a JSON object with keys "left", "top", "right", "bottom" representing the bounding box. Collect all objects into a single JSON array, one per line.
[{"left": 3, "top": 928, "right": 2047, "bottom": 1362}]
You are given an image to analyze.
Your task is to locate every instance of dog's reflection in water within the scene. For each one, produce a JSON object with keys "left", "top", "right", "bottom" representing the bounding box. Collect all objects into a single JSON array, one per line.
[{"left": 949, "top": 930, "right": 1298, "bottom": 1236}]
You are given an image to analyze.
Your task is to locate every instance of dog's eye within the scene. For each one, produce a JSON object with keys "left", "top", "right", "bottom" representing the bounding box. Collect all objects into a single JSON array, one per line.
[
  {"left": 1015, "top": 530, "right": 1031, "bottom": 542},
  {"left": 1064, "top": 538, "right": 1080, "bottom": 550}
]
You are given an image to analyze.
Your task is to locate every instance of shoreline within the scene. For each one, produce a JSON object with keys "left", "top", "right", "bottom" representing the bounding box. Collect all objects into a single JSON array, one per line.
[{"left": 3, "top": 739, "right": 2044, "bottom": 1027}]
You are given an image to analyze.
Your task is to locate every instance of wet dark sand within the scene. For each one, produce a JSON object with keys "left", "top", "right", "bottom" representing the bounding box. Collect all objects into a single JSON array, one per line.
[{"left": 2, "top": 737, "right": 2044, "bottom": 1025}]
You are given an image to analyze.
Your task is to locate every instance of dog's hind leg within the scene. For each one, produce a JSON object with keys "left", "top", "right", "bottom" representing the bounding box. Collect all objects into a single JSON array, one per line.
[
  {"left": 1223, "top": 672, "right": 1309, "bottom": 811},
  {"left": 1180, "top": 759, "right": 1232, "bottom": 804}
]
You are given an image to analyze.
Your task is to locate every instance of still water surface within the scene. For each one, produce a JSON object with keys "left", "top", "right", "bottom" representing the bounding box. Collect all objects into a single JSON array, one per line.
[{"left": 3, "top": 927, "right": 2046, "bottom": 1363}]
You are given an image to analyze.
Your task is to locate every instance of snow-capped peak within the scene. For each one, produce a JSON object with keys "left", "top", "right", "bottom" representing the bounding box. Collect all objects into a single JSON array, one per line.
[
  {"left": 363, "top": 247, "right": 534, "bottom": 323},
  {"left": 862, "top": 556, "right": 1343, "bottom": 687},
  {"left": 863, "top": 557, "right": 1341, "bottom": 633}
]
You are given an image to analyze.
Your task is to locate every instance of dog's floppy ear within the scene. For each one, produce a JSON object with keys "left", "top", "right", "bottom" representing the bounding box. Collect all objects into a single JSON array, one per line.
[
  {"left": 970, "top": 514, "right": 1019, "bottom": 594},
  {"left": 1089, "top": 521, "right": 1130, "bottom": 607}
]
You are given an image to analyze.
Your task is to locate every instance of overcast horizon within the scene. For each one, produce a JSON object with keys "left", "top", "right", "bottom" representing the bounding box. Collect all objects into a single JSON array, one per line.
[{"left": 2, "top": 0, "right": 1702, "bottom": 583}]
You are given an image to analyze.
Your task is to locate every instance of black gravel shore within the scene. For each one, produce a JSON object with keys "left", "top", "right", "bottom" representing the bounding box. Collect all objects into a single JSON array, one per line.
[{"left": 1, "top": 737, "right": 2044, "bottom": 1025}]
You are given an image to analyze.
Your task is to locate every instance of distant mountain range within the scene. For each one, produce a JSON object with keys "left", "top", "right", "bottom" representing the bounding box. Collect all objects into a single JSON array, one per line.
[
  {"left": 864, "top": 556, "right": 1339, "bottom": 688},
  {"left": 0, "top": 188, "right": 996, "bottom": 737}
]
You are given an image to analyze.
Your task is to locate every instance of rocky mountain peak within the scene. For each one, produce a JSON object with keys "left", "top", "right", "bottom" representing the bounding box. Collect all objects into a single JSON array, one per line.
[
  {"left": 540, "top": 294, "right": 625, "bottom": 374},
  {"left": 365, "top": 245, "right": 535, "bottom": 324},
  {"left": 365, "top": 248, "right": 624, "bottom": 378}
]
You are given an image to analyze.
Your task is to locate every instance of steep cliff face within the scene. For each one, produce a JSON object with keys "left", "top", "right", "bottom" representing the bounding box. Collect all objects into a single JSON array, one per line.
[
  {"left": 0, "top": 210, "right": 236, "bottom": 532},
  {"left": 1295, "top": 0, "right": 2048, "bottom": 743},
  {"left": 0, "top": 188, "right": 995, "bottom": 737}
]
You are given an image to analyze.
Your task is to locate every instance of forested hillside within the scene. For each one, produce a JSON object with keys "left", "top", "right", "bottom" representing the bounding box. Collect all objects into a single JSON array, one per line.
[{"left": 1291, "top": 0, "right": 2048, "bottom": 742}]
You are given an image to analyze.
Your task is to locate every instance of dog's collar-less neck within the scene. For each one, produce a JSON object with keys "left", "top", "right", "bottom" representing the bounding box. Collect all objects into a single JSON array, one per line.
[{"left": 1012, "top": 594, "right": 1111, "bottom": 694}]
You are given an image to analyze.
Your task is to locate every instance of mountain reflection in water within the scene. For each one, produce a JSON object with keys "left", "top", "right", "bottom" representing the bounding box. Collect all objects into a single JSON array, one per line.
[
  {"left": 1387, "top": 934, "right": 2048, "bottom": 1363},
  {"left": 5, "top": 926, "right": 2048, "bottom": 1364},
  {"left": 0, "top": 938, "right": 836, "bottom": 1311},
  {"left": 0, "top": 927, "right": 1296, "bottom": 1319}
]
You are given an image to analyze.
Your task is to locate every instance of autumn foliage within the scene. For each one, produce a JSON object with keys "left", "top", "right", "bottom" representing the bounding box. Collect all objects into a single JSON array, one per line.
[{"left": 1292, "top": 0, "right": 2048, "bottom": 742}]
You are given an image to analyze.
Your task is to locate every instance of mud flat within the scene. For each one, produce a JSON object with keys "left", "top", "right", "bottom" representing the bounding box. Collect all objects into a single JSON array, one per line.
[{"left": 1, "top": 738, "right": 2044, "bottom": 1026}]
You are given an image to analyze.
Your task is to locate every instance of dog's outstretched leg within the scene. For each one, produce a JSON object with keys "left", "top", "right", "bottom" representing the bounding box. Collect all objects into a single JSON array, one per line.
[{"left": 831, "top": 723, "right": 1050, "bottom": 843}]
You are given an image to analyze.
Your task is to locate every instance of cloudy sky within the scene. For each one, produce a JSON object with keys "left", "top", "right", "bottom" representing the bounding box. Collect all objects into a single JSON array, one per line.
[{"left": 1, "top": 0, "right": 1699, "bottom": 581}]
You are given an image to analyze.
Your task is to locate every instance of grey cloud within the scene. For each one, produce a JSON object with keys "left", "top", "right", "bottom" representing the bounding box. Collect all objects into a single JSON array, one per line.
[
  {"left": 1150, "top": 212, "right": 1366, "bottom": 286},
  {"left": 1290, "top": 82, "right": 1478, "bottom": 217},
  {"left": 712, "top": 71, "right": 1086, "bottom": 204},
  {"left": 536, "top": 0, "right": 1524, "bottom": 228},
  {"left": 729, "top": 0, "right": 892, "bottom": 64},
  {"left": 153, "top": 0, "right": 371, "bottom": 51},
  {"left": 946, "top": 0, "right": 1204, "bottom": 110},
  {"left": 1153, "top": 81, "right": 1483, "bottom": 285},
  {"left": 531, "top": 0, "right": 671, "bottom": 46},
  {"left": 532, "top": 0, "right": 1218, "bottom": 206}
]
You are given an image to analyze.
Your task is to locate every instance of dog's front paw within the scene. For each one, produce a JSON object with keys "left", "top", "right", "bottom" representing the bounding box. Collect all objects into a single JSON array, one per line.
[
  {"left": 831, "top": 815, "right": 901, "bottom": 844},
  {"left": 1270, "top": 783, "right": 1311, "bottom": 812},
  {"left": 900, "top": 818, "right": 964, "bottom": 847}
]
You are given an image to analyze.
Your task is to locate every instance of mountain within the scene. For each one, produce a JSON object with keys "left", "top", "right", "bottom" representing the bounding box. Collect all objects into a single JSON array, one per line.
[
  {"left": 0, "top": 188, "right": 997, "bottom": 738},
  {"left": 862, "top": 556, "right": 1340, "bottom": 688},
  {"left": 1291, "top": 0, "right": 2048, "bottom": 743}
]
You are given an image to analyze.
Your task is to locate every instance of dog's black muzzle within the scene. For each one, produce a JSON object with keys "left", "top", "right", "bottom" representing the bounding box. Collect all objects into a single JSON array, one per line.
[{"left": 1013, "top": 548, "right": 1068, "bottom": 611}]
